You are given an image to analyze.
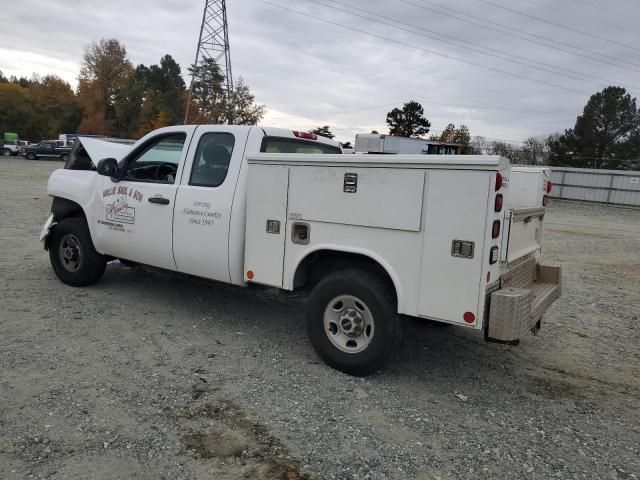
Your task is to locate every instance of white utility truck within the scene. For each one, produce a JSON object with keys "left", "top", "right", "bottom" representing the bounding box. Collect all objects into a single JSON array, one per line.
[{"left": 41, "top": 125, "right": 561, "bottom": 375}]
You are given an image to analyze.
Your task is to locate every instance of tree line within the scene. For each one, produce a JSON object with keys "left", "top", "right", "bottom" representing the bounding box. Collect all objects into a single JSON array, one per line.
[
  {"left": 0, "top": 38, "right": 265, "bottom": 142},
  {"left": 314, "top": 88, "right": 640, "bottom": 169}
]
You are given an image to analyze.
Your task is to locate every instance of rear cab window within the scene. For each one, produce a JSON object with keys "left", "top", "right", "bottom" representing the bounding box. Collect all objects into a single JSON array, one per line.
[{"left": 260, "top": 137, "right": 342, "bottom": 154}]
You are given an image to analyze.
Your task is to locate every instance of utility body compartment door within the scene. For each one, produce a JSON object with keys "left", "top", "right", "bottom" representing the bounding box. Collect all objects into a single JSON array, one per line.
[
  {"left": 244, "top": 164, "right": 289, "bottom": 286},
  {"left": 287, "top": 167, "right": 424, "bottom": 231},
  {"left": 418, "top": 170, "right": 491, "bottom": 325}
]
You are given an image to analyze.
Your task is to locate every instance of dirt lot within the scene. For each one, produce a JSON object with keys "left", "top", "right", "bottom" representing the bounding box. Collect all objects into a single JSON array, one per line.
[{"left": 1, "top": 157, "right": 639, "bottom": 480}]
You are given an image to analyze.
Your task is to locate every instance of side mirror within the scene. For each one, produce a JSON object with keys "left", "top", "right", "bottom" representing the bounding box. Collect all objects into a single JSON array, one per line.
[{"left": 96, "top": 158, "right": 119, "bottom": 178}]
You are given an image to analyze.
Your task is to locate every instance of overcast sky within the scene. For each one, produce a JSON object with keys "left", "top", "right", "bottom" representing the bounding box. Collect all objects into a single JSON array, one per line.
[{"left": 2, "top": 0, "right": 640, "bottom": 144}]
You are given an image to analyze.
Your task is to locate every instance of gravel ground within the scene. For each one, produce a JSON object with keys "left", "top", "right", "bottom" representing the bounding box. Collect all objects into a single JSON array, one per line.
[{"left": 1, "top": 157, "right": 639, "bottom": 480}]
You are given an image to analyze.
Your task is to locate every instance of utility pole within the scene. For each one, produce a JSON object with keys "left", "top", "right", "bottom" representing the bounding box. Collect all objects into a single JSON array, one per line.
[{"left": 184, "top": 0, "right": 233, "bottom": 124}]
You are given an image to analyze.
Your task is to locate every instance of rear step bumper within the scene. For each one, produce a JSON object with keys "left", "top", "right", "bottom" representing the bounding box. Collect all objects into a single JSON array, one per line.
[{"left": 486, "top": 264, "right": 561, "bottom": 343}]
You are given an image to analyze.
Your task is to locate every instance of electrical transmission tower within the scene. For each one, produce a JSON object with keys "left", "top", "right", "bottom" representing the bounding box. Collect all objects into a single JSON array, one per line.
[{"left": 184, "top": 0, "right": 233, "bottom": 124}]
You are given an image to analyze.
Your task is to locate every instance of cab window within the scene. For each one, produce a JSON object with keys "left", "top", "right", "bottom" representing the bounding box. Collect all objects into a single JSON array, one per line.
[
  {"left": 260, "top": 136, "right": 341, "bottom": 154},
  {"left": 125, "top": 133, "right": 186, "bottom": 184},
  {"left": 190, "top": 132, "right": 235, "bottom": 187}
]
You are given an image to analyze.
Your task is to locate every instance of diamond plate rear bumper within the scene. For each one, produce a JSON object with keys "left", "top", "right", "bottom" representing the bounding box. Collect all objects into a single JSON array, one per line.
[{"left": 487, "top": 264, "right": 561, "bottom": 342}]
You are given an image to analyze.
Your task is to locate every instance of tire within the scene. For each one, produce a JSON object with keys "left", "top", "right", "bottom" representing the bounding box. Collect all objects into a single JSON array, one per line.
[
  {"left": 49, "top": 217, "right": 107, "bottom": 287},
  {"left": 26, "top": 152, "right": 36, "bottom": 160},
  {"left": 2, "top": 148, "right": 11, "bottom": 157},
  {"left": 60, "top": 153, "right": 69, "bottom": 162},
  {"left": 306, "top": 269, "right": 402, "bottom": 376}
]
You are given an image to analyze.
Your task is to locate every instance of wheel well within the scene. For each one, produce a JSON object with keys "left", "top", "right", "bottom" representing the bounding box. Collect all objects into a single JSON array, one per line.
[
  {"left": 51, "top": 197, "right": 86, "bottom": 222},
  {"left": 293, "top": 250, "right": 397, "bottom": 304}
]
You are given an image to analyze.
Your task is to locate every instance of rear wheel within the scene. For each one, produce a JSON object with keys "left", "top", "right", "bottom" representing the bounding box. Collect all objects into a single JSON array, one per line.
[
  {"left": 49, "top": 217, "right": 106, "bottom": 286},
  {"left": 26, "top": 152, "right": 36, "bottom": 160},
  {"left": 306, "top": 269, "right": 402, "bottom": 376}
]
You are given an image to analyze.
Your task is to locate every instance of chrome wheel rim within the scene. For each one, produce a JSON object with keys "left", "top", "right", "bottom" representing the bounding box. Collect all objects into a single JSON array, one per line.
[
  {"left": 58, "top": 234, "right": 82, "bottom": 272},
  {"left": 323, "top": 294, "right": 375, "bottom": 353}
]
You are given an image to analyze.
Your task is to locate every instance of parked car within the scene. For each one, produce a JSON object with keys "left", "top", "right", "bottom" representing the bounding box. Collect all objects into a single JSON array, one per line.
[
  {"left": 2, "top": 140, "right": 22, "bottom": 156},
  {"left": 24, "top": 140, "right": 72, "bottom": 161},
  {"left": 2, "top": 132, "right": 22, "bottom": 156}
]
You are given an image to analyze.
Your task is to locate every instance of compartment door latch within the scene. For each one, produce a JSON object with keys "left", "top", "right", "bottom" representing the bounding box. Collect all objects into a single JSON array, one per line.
[{"left": 343, "top": 173, "right": 358, "bottom": 193}]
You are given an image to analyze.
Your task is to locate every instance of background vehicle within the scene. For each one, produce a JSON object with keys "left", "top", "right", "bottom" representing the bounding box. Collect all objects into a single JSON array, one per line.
[
  {"left": 41, "top": 125, "right": 560, "bottom": 375},
  {"left": 59, "top": 133, "right": 106, "bottom": 148},
  {"left": 2, "top": 132, "right": 21, "bottom": 156},
  {"left": 355, "top": 133, "right": 461, "bottom": 155},
  {"left": 24, "top": 140, "right": 72, "bottom": 161}
]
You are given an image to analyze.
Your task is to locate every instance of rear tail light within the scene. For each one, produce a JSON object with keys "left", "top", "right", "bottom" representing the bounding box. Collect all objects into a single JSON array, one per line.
[
  {"left": 492, "top": 220, "right": 501, "bottom": 238},
  {"left": 494, "top": 194, "right": 503, "bottom": 212},
  {"left": 546, "top": 180, "right": 553, "bottom": 194},
  {"left": 293, "top": 130, "right": 317, "bottom": 140},
  {"left": 495, "top": 172, "right": 503, "bottom": 191},
  {"left": 490, "top": 246, "right": 499, "bottom": 264}
]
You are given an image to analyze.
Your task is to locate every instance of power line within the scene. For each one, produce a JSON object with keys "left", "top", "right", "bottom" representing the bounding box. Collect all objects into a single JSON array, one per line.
[
  {"left": 564, "top": 0, "right": 640, "bottom": 19},
  {"left": 255, "top": 0, "right": 591, "bottom": 96},
  {"left": 403, "top": 0, "right": 640, "bottom": 72},
  {"left": 515, "top": 0, "right": 639, "bottom": 35},
  {"left": 473, "top": 0, "right": 640, "bottom": 53},
  {"left": 306, "top": 0, "right": 640, "bottom": 93}
]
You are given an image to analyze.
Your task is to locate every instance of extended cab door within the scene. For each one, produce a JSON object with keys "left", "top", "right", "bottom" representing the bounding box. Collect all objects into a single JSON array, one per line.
[
  {"left": 172, "top": 126, "right": 249, "bottom": 282},
  {"left": 90, "top": 129, "right": 194, "bottom": 270}
]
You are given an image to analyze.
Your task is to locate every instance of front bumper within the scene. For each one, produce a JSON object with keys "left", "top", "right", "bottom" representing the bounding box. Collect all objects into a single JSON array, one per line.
[{"left": 487, "top": 261, "right": 561, "bottom": 343}]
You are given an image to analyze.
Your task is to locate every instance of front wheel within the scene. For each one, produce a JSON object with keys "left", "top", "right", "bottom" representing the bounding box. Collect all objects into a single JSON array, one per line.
[
  {"left": 306, "top": 269, "right": 402, "bottom": 376},
  {"left": 60, "top": 153, "right": 69, "bottom": 162},
  {"left": 2, "top": 148, "right": 11, "bottom": 157},
  {"left": 26, "top": 152, "right": 36, "bottom": 160},
  {"left": 49, "top": 217, "right": 107, "bottom": 286}
]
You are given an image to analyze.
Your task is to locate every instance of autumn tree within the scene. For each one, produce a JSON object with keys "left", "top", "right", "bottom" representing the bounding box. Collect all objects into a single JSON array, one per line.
[
  {"left": 77, "top": 38, "right": 134, "bottom": 136},
  {"left": 0, "top": 83, "right": 38, "bottom": 139},
  {"left": 28, "top": 75, "right": 82, "bottom": 139},
  {"left": 386, "top": 101, "right": 431, "bottom": 137},
  {"left": 550, "top": 86, "right": 640, "bottom": 168},
  {"left": 312, "top": 125, "right": 335, "bottom": 139}
]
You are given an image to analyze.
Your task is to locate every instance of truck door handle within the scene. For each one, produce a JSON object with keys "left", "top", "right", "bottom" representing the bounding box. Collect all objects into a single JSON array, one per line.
[{"left": 148, "top": 196, "right": 170, "bottom": 205}]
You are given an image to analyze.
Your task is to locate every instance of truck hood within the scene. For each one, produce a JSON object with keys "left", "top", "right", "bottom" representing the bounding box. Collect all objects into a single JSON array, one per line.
[{"left": 80, "top": 137, "right": 132, "bottom": 165}]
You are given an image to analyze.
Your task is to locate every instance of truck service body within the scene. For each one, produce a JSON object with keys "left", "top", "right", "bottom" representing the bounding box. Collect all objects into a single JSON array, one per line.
[{"left": 41, "top": 124, "right": 561, "bottom": 375}]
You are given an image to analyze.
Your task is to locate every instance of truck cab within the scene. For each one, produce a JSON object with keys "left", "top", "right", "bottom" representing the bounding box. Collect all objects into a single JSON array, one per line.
[{"left": 45, "top": 126, "right": 340, "bottom": 281}]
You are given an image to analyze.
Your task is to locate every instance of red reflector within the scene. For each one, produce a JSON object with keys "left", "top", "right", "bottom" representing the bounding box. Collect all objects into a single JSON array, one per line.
[
  {"left": 495, "top": 194, "right": 503, "bottom": 212},
  {"left": 247, "top": 270, "right": 254, "bottom": 280},
  {"left": 463, "top": 311, "right": 476, "bottom": 324},
  {"left": 293, "top": 130, "right": 318, "bottom": 140},
  {"left": 492, "top": 220, "right": 501, "bottom": 238},
  {"left": 546, "top": 180, "right": 553, "bottom": 194},
  {"left": 495, "top": 172, "right": 503, "bottom": 191}
]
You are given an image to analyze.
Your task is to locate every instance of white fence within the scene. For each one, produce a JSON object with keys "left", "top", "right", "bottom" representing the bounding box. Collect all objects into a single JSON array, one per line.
[{"left": 548, "top": 167, "right": 640, "bottom": 207}]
